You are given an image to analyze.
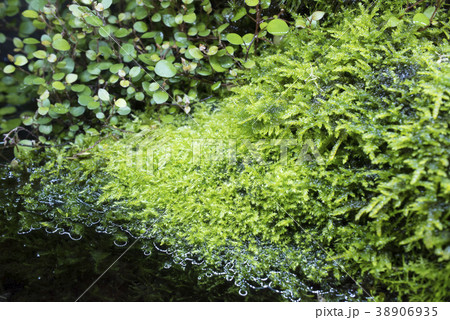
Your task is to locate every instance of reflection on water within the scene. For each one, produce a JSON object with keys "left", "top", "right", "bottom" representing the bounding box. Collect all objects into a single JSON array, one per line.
[{"left": 0, "top": 163, "right": 283, "bottom": 301}]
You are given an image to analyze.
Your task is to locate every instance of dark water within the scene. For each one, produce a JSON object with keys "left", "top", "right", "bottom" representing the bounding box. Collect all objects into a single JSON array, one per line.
[{"left": 0, "top": 159, "right": 283, "bottom": 302}]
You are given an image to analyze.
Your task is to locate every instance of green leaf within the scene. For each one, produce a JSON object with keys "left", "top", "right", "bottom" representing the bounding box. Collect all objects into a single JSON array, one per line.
[
  {"left": 53, "top": 103, "right": 69, "bottom": 114},
  {"left": 413, "top": 13, "right": 430, "bottom": 26},
  {"left": 117, "top": 106, "right": 131, "bottom": 115},
  {"left": 183, "top": 13, "right": 197, "bottom": 24},
  {"left": 39, "top": 124, "right": 53, "bottom": 135},
  {"left": 110, "top": 63, "right": 124, "bottom": 73},
  {"left": 22, "top": 10, "right": 39, "bottom": 19},
  {"left": 71, "top": 84, "right": 86, "bottom": 93},
  {"left": 211, "top": 81, "right": 221, "bottom": 91},
  {"left": 245, "top": 0, "right": 259, "bottom": 6},
  {"left": 66, "top": 73, "right": 78, "bottom": 84},
  {"left": 98, "top": 89, "right": 110, "bottom": 101},
  {"left": 129, "top": 66, "right": 141, "bottom": 78},
  {"left": 33, "top": 50, "right": 47, "bottom": 59},
  {"left": 153, "top": 91, "right": 169, "bottom": 104},
  {"left": 149, "top": 82, "right": 160, "bottom": 91},
  {"left": 152, "top": 13, "right": 162, "bottom": 22},
  {"left": 3, "top": 65, "right": 16, "bottom": 74},
  {"left": 52, "top": 38, "right": 71, "bottom": 51},
  {"left": 0, "top": 106, "right": 17, "bottom": 116},
  {"left": 87, "top": 101, "right": 100, "bottom": 110},
  {"left": 267, "top": 19, "right": 289, "bottom": 36},
  {"left": 70, "top": 106, "right": 85, "bottom": 117},
  {"left": 14, "top": 55, "right": 28, "bottom": 66},
  {"left": 242, "top": 33, "right": 254, "bottom": 46},
  {"left": 423, "top": 6, "right": 435, "bottom": 20},
  {"left": 52, "top": 81, "right": 66, "bottom": 90},
  {"left": 155, "top": 60, "right": 177, "bottom": 78},
  {"left": 163, "top": 14, "right": 176, "bottom": 27},
  {"left": 115, "top": 98, "right": 127, "bottom": 108},
  {"left": 23, "top": 38, "right": 40, "bottom": 44},
  {"left": 38, "top": 106, "right": 49, "bottom": 116},
  {"left": 114, "top": 28, "right": 132, "bottom": 38},
  {"left": 217, "top": 23, "right": 229, "bottom": 34},
  {"left": 0, "top": 33, "right": 6, "bottom": 43},
  {"left": 102, "top": 0, "right": 113, "bottom": 9},
  {"left": 133, "top": 21, "right": 148, "bottom": 33},
  {"left": 243, "top": 60, "right": 256, "bottom": 68},
  {"left": 232, "top": 7, "right": 246, "bottom": 22},
  {"left": 79, "top": 95, "right": 94, "bottom": 106},
  {"left": 209, "top": 56, "right": 226, "bottom": 72},
  {"left": 188, "top": 47, "right": 204, "bottom": 60},
  {"left": 226, "top": 33, "right": 243, "bottom": 45},
  {"left": 207, "top": 46, "right": 218, "bottom": 56},
  {"left": 86, "top": 128, "right": 100, "bottom": 136},
  {"left": 85, "top": 15, "right": 103, "bottom": 27},
  {"left": 13, "top": 37, "right": 23, "bottom": 48},
  {"left": 386, "top": 16, "right": 400, "bottom": 28},
  {"left": 174, "top": 32, "right": 188, "bottom": 43},
  {"left": 310, "top": 11, "right": 325, "bottom": 21},
  {"left": 52, "top": 73, "right": 65, "bottom": 81},
  {"left": 96, "top": 112, "right": 105, "bottom": 119},
  {"left": 135, "top": 92, "right": 145, "bottom": 101}
]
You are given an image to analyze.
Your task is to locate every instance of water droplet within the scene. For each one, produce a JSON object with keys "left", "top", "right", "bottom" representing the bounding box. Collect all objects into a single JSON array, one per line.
[
  {"left": 239, "top": 289, "right": 248, "bottom": 296},
  {"left": 114, "top": 240, "right": 128, "bottom": 247}
]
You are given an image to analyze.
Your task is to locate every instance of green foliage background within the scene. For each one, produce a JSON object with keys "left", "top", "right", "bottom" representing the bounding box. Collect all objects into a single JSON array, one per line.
[{"left": 1, "top": 0, "right": 450, "bottom": 301}]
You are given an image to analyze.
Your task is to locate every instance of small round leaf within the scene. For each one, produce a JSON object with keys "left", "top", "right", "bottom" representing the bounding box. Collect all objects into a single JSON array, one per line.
[
  {"left": 98, "top": 88, "right": 110, "bottom": 101},
  {"left": 14, "top": 55, "right": 28, "bottom": 66},
  {"left": 133, "top": 21, "right": 148, "bottom": 33},
  {"left": 226, "top": 33, "right": 243, "bottom": 45},
  {"left": 153, "top": 91, "right": 169, "bottom": 104},
  {"left": 117, "top": 106, "right": 131, "bottom": 115},
  {"left": 3, "top": 65, "right": 16, "bottom": 74},
  {"left": 310, "top": 11, "right": 325, "bottom": 21},
  {"left": 155, "top": 60, "right": 177, "bottom": 78},
  {"left": 52, "top": 38, "right": 71, "bottom": 51},
  {"left": 115, "top": 98, "right": 127, "bottom": 108},
  {"left": 267, "top": 19, "right": 289, "bottom": 36}
]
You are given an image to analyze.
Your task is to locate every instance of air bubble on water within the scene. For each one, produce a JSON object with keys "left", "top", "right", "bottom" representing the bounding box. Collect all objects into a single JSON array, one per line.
[
  {"left": 198, "top": 276, "right": 202, "bottom": 280},
  {"left": 69, "top": 233, "right": 82, "bottom": 241},
  {"left": 17, "top": 228, "right": 32, "bottom": 235},
  {"left": 36, "top": 253, "right": 40, "bottom": 258},
  {"left": 226, "top": 275, "right": 234, "bottom": 281},
  {"left": 163, "top": 262, "right": 172, "bottom": 269},
  {"left": 143, "top": 250, "right": 152, "bottom": 256},
  {"left": 239, "top": 289, "right": 248, "bottom": 296},
  {"left": 113, "top": 240, "right": 128, "bottom": 247},
  {"left": 37, "top": 276, "right": 41, "bottom": 280}
]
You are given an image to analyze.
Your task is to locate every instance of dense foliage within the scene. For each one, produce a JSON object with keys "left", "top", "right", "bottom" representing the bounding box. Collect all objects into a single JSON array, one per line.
[
  {"left": 2, "top": 0, "right": 449, "bottom": 301},
  {"left": 1, "top": 0, "right": 306, "bottom": 142}
]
